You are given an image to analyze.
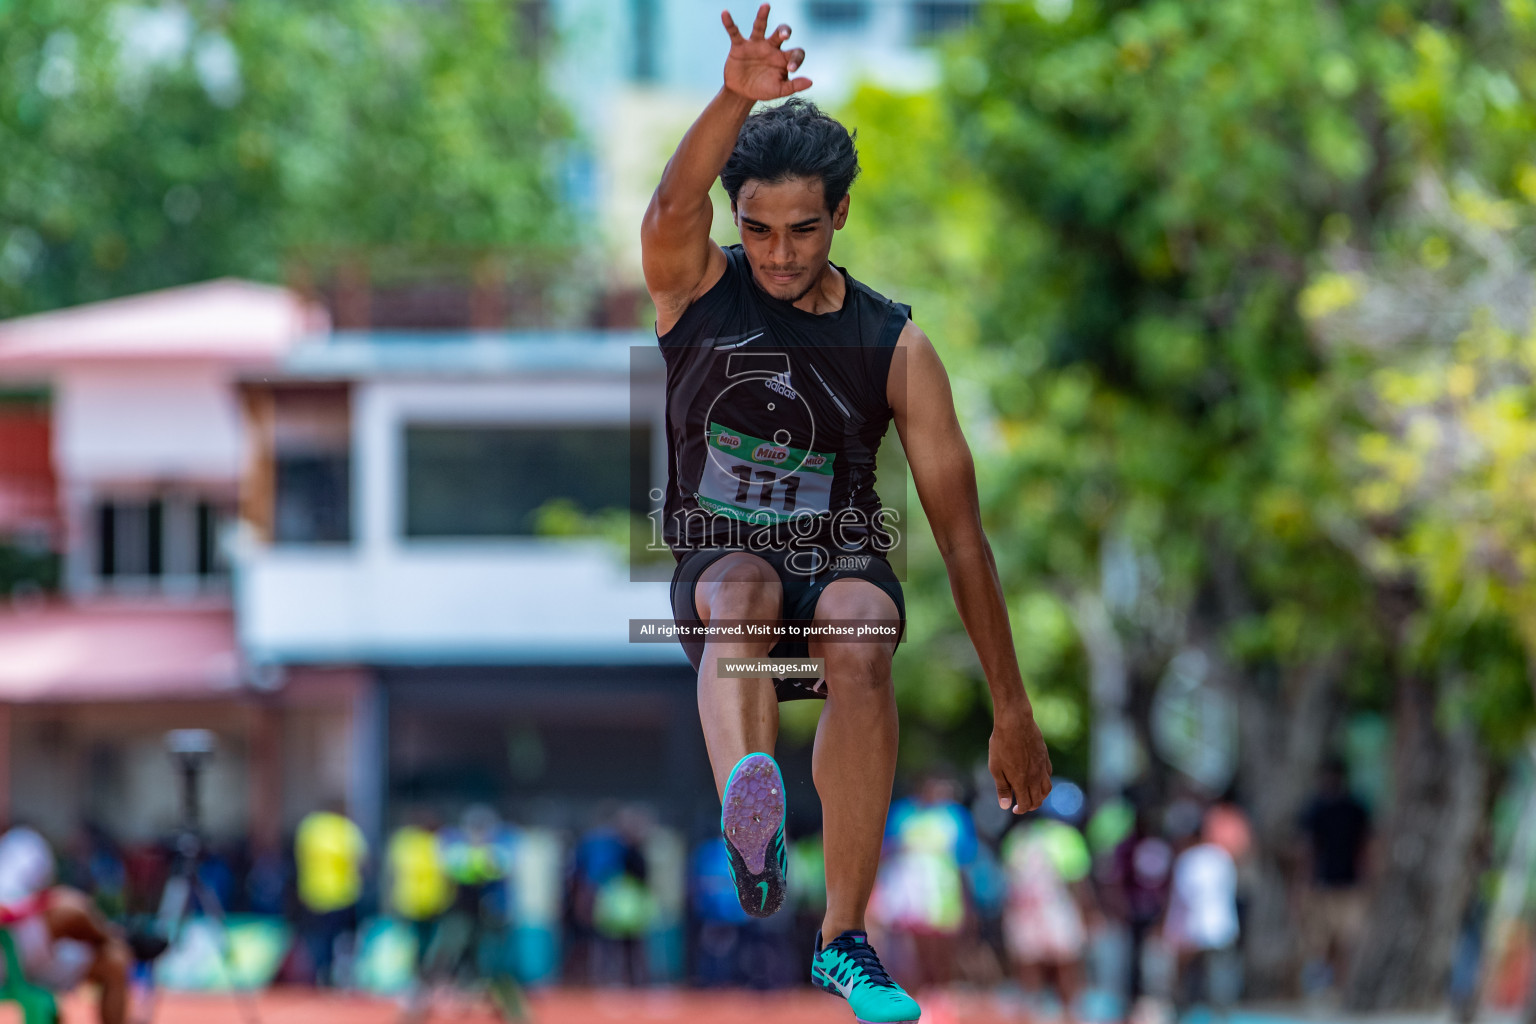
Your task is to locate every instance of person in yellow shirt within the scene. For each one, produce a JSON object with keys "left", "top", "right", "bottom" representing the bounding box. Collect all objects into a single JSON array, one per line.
[
  {"left": 385, "top": 811, "right": 455, "bottom": 1018},
  {"left": 294, "top": 802, "right": 368, "bottom": 987}
]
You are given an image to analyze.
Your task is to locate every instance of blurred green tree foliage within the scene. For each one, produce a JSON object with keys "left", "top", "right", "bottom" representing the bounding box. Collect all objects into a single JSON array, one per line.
[
  {"left": 0, "top": 0, "right": 570, "bottom": 316},
  {"left": 1304, "top": 170, "right": 1536, "bottom": 754},
  {"left": 834, "top": 0, "right": 1536, "bottom": 1005}
]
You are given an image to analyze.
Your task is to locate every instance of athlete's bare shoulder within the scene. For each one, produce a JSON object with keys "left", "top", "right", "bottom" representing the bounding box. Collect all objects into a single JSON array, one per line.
[
  {"left": 893, "top": 318, "right": 931, "bottom": 347},
  {"left": 888, "top": 319, "right": 940, "bottom": 403}
]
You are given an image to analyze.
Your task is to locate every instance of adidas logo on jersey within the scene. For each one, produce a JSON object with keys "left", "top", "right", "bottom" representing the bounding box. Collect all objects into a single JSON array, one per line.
[{"left": 764, "top": 371, "right": 798, "bottom": 400}]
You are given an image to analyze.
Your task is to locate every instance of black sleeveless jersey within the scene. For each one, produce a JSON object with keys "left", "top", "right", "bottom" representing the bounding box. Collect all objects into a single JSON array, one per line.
[{"left": 657, "top": 244, "right": 910, "bottom": 559}]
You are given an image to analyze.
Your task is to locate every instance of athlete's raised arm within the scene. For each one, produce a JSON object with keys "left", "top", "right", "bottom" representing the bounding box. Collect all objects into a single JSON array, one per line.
[
  {"left": 889, "top": 321, "right": 1054, "bottom": 814},
  {"left": 642, "top": 4, "right": 811, "bottom": 334}
]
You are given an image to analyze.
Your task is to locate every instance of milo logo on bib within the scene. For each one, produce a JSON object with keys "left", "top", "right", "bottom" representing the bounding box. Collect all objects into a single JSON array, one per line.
[{"left": 754, "top": 444, "right": 790, "bottom": 464}]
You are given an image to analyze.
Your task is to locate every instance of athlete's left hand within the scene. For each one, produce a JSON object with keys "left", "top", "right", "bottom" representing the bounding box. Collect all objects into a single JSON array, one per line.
[{"left": 988, "top": 699, "right": 1053, "bottom": 814}]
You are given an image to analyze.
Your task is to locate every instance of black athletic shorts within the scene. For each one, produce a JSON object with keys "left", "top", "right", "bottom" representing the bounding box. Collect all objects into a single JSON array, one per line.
[{"left": 669, "top": 544, "right": 906, "bottom": 702}]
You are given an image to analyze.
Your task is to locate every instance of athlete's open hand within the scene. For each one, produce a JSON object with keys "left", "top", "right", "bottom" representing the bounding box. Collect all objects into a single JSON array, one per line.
[
  {"left": 989, "top": 699, "right": 1053, "bottom": 814},
  {"left": 722, "top": 5, "right": 811, "bottom": 101}
]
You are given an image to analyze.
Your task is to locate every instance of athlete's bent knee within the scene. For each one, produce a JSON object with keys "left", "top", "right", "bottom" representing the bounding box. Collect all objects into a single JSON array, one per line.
[
  {"left": 710, "top": 558, "right": 778, "bottom": 589},
  {"left": 698, "top": 554, "right": 782, "bottom": 622},
  {"left": 821, "top": 642, "right": 894, "bottom": 698}
]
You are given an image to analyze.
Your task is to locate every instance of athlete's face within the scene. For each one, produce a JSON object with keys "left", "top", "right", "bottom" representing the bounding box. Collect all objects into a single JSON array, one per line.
[{"left": 733, "top": 176, "right": 850, "bottom": 304}]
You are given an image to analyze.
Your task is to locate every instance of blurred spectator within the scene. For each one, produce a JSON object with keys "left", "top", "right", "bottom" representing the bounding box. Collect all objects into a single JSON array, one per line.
[
  {"left": 386, "top": 810, "right": 455, "bottom": 1019},
  {"left": 872, "top": 772, "right": 978, "bottom": 988},
  {"left": 1449, "top": 827, "right": 1494, "bottom": 1024},
  {"left": 245, "top": 842, "right": 287, "bottom": 917},
  {"left": 1104, "top": 804, "right": 1173, "bottom": 1014},
  {"left": 195, "top": 844, "right": 236, "bottom": 917},
  {"left": 439, "top": 805, "right": 524, "bottom": 1019},
  {"left": 1002, "top": 814, "right": 1092, "bottom": 1023},
  {"left": 1202, "top": 801, "right": 1251, "bottom": 865},
  {"left": 1087, "top": 796, "right": 1136, "bottom": 862},
  {"left": 0, "top": 826, "right": 134, "bottom": 1024},
  {"left": 565, "top": 806, "right": 626, "bottom": 983},
  {"left": 294, "top": 801, "right": 368, "bottom": 987},
  {"left": 689, "top": 836, "right": 751, "bottom": 986},
  {"left": 1203, "top": 794, "right": 1254, "bottom": 979},
  {"left": 1163, "top": 805, "right": 1240, "bottom": 1021},
  {"left": 122, "top": 842, "right": 171, "bottom": 919},
  {"left": 689, "top": 831, "right": 797, "bottom": 990},
  {"left": 59, "top": 823, "right": 126, "bottom": 920},
  {"left": 959, "top": 838, "right": 1010, "bottom": 984},
  {"left": 590, "top": 806, "right": 653, "bottom": 986},
  {"left": 1298, "top": 757, "right": 1372, "bottom": 995}
]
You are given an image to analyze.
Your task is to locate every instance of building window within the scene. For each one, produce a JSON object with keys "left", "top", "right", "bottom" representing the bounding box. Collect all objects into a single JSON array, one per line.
[
  {"left": 404, "top": 424, "right": 650, "bottom": 538},
  {"left": 275, "top": 455, "right": 351, "bottom": 544},
  {"left": 806, "top": 1, "right": 870, "bottom": 30},
  {"left": 910, "top": 1, "right": 979, "bottom": 42},
  {"left": 196, "top": 501, "right": 220, "bottom": 575},
  {"left": 95, "top": 495, "right": 229, "bottom": 584},
  {"left": 272, "top": 387, "right": 352, "bottom": 545},
  {"left": 98, "top": 500, "right": 160, "bottom": 579}
]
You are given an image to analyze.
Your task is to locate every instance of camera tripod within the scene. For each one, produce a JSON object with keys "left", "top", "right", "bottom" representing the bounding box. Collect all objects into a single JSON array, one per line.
[{"left": 143, "top": 738, "right": 262, "bottom": 1024}]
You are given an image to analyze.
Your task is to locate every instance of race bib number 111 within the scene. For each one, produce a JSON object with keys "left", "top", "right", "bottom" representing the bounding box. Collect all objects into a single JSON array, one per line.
[{"left": 696, "top": 421, "right": 836, "bottom": 523}]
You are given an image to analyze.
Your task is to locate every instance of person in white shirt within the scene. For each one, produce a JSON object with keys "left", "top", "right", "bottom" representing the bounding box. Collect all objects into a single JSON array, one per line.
[{"left": 1163, "top": 808, "right": 1240, "bottom": 1020}]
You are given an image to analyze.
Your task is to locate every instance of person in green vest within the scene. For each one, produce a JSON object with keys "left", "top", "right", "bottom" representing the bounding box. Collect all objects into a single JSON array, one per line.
[
  {"left": 294, "top": 801, "right": 368, "bottom": 988},
  {"left": 592, "top": 840, "right": 654, "bottom": 985},
  {"left": 438, "top": 806, "right": 524, "bottom": 1021}
]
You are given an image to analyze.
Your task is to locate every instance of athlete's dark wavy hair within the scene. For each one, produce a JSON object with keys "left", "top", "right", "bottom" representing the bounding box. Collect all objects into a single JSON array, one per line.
[{"left": 720, "top": 98, "right": 860, "bottom": 213}]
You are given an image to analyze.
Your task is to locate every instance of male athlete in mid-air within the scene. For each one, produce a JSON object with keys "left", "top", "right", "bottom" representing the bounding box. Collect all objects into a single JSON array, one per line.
[{"left": 643, "top": 6, "right": 1053, "bottom": 1020}]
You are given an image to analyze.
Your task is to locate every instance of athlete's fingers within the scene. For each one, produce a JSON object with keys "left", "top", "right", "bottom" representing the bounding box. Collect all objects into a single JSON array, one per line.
[
  {"left": 722, "top": 10, "right": 744, "bottom": 42},
  {"left": 785, "top": 47, "right": 805, "bottom": 73},
  {"left": 994, "top": 770, "right": 1014, "bottom": 812},
  {"left": 1013, "top": 774, "right": 1041, "bottom": 814},
  {"left": 1029, "top": 776, "right": 1053, "bottom": 810},
  {"left": 772, "top": 23, "right": 792, "bottom": 48},
  {"left": 784, "top": 75, "right": 812, "bottom": 95},
  {"left": 751, "top": 3, "right": 770, "bottom": 40}
]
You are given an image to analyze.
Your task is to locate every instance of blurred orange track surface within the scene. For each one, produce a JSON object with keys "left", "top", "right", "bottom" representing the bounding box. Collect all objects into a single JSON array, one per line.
[{"left": 42, "top": 987, "right": 1022, "bottom": 1024}]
